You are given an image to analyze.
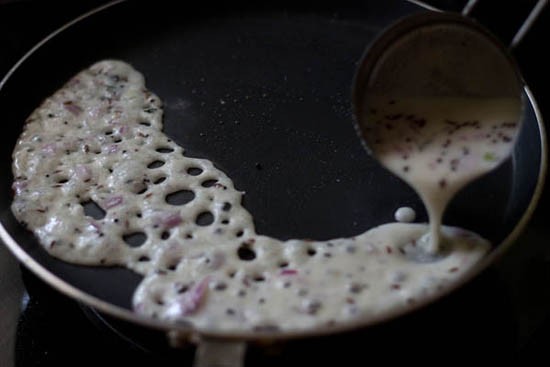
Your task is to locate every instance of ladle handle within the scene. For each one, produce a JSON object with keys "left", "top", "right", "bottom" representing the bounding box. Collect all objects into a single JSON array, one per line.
[
  {"left": 461, "top": 0, "right": 548, "bottom": 49},
  {"left": 509, "top": 0, "right": 548, "bottom": 49}
]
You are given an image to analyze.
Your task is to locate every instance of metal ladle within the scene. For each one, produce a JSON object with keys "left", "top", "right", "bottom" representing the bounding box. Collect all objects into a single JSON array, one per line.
[
  {"left": 351, "top": 0, "right": 547, "bottom": 253},
  {"left": 353, "top": 0, "right": 547, "bottom": 153}
]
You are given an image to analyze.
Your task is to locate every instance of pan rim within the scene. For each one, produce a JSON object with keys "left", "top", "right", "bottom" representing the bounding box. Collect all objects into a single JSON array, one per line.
[{"left": 0, "top": 0, "right": 547, "bottom": 342}]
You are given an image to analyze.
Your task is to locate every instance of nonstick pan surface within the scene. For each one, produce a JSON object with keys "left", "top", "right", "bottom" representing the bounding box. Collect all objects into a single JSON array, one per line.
[{"left": 0, "top": 0, "right": 546, "bottom": 339}]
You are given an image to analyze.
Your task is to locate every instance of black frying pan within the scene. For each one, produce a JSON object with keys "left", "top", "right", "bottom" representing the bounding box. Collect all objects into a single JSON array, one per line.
[{"left": 0, "top": 0, "right": 546, "bottom": 362}]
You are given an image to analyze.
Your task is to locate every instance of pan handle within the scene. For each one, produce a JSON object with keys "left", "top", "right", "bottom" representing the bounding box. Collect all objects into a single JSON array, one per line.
[
  {"left": 166, "top": 330, "right": 246, "bottom": 367},
  {"left": 193, "top": 339, "right": 247, "bottom": 367},
  {"left": 167, "top": 331, "right": 247, "bottom": 367}
]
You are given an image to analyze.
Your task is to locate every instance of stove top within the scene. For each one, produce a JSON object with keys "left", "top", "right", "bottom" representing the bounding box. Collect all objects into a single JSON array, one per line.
[{"left": 1, "top": 1, "right": 549, "bottom": 366}]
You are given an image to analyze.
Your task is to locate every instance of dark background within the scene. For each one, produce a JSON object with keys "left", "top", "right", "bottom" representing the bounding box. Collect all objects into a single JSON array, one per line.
[{"left": 0, "top": 0, "right": 548, "bottom": 365}]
